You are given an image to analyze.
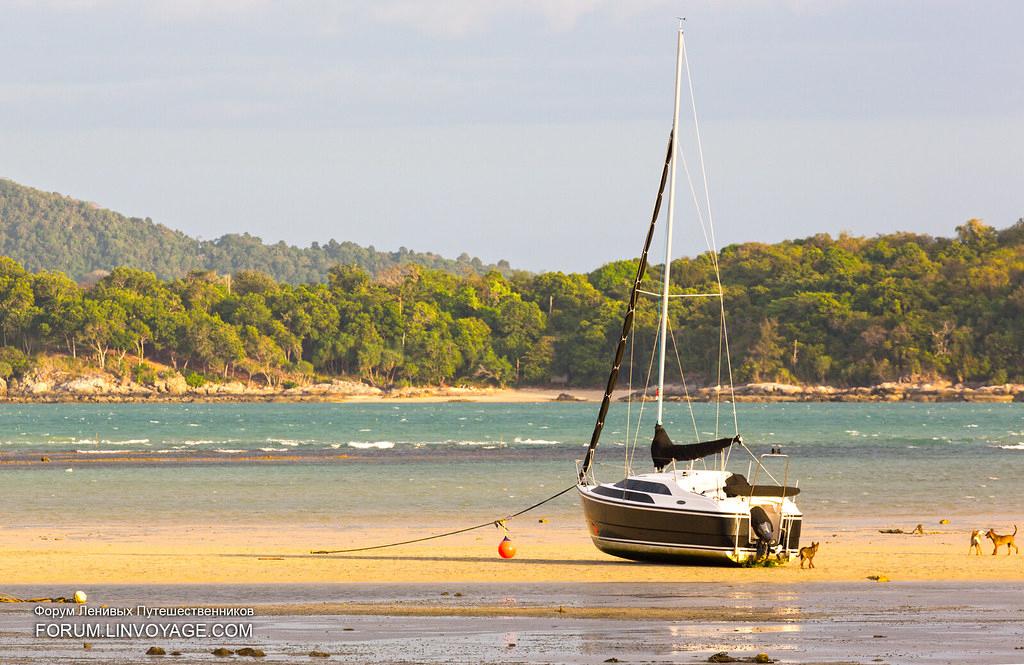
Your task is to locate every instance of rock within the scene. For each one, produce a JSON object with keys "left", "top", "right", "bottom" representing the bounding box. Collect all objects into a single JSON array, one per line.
[
  {"left": 217, "top": 381, "right": 249, "bottom": 395},
  {"left": 321, "top": 380, "right": 383, "bottom": 396},
  {"left": 754, "top": 654, "right": 774, "bottom": 663},
  {"left": 604, "top": 659, "right": 621, "bottom": 663},
  {"left": 159, "top": 373, "right": 189, "bottom": 395},
  {"left": 236, "top": 647, "right": 266, "bottom": 657},
  {"left": 212, "top": 648, "right": 234, "bottom": 657},
  {"left": 25, "top": 379, "right": 53, "bottom": 395},
  {"left": 708, "top": 653, "right": 738, "bottom": 663},
  {"left": 309, "top": 651, "right": 330, "bottom": 658},
  {"left": 58, "top": 375, "right": 141, "bottom": 396},
  {"left": 867, "top": 574, "right": 890, "bottom": 582},
  {"left": 83, "top": 643, "right": 92, "bottom": 650},
  {"left": 146, "top": 646, "right": 166, "bottom": 655},
  {"left": 737, "top": 383, "right": 803, "bottom": 396},
  {"left": 555, "top": 392, "right": 583, "bottom": 401},
  {"left": 41, "top": 456, "right": 50, "bottom": 462}
]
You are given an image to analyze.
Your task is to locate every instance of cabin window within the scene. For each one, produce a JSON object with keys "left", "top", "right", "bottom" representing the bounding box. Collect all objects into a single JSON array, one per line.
[
  {"left": 614, "top": 479, "right": 671, "bottom": 495},
  {"left": 593, "top": 486, "right": 655, "bottom": 504}
]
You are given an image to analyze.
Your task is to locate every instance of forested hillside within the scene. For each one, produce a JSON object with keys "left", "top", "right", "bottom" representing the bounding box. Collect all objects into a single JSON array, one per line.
[
  {"left": 0, "top": 179, "right": 510, "bottom": 282},
  {"left": 0, "top": 218, "right": 1021, "bottom": 389}
]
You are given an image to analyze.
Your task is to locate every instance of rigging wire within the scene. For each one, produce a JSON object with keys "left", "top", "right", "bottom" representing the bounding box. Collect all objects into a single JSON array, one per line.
[
  {"left": 666, "top": 315, "right": 700, "bottom": 444},
  {"left": 310, "top": 484, "right": 577, "bottom": 555},
  {"left": 624, "top": 306, "right": 635, "bottom": 479},
  {"left": 680, "top": 30, "right": 740, "bottom": 440},
  {"left": 626, "top": 323, "right": 660, "bottom": 476}
]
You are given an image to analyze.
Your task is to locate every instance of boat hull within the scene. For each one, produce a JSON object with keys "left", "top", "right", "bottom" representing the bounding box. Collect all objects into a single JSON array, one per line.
[{"left": 579, "top": 486, "right": 802, "bottom": 565}]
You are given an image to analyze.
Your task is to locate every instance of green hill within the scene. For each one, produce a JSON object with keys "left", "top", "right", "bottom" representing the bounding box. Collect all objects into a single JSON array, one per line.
[{"left": 0, "top": 179, "right": 511, "bottom": 283}]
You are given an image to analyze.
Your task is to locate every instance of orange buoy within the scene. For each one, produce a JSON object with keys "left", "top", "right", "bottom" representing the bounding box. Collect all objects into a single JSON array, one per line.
[{"left": 498, "top": 535, "right": 517, "bottom": 559}]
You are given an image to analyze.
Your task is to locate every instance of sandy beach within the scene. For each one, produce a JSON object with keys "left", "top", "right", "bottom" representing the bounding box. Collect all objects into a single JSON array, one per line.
[{"left": 3, "top": 520, "right": 1022, "bottom": 586}]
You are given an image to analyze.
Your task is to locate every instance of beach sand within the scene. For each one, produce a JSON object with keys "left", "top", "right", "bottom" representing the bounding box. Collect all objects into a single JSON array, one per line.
[
  {"left": 3, "top": 521, "right": 1023, "bottom": 663},
  {"left": 3, "top": 521, "right": 1022, "bottom": 586}
]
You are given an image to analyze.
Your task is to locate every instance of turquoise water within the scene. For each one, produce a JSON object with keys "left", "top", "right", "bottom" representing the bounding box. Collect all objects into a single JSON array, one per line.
[{"left": 0, "top": 402, "right": 1021, "bottom": 529}]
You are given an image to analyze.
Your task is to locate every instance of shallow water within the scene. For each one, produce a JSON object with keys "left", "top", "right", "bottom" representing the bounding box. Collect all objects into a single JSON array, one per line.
[{"left": 0, "top": 402, "right": 1021, "bottom": 529}]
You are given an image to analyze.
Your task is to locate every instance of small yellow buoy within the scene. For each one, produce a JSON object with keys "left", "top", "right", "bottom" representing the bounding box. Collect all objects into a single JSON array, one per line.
[{"left": 73, "top": 591, "right": 88, "bottom": 604}]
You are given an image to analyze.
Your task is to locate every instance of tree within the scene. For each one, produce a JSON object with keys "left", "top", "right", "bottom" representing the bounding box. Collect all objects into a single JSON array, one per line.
[{"left": 740, "top": 318, "right": 787, "bottom": 383}]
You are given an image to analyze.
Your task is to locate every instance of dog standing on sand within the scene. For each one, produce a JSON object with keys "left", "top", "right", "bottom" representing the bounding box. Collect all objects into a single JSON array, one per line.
[
  {"left": 969, "top": 529, "right": 984, "bottom": 556},
  {"left": 985, "top": 525, "right": 1018, "bottom": 556},
  {"left": 798, "top": 542, "right": 819, "bottom": 569}
]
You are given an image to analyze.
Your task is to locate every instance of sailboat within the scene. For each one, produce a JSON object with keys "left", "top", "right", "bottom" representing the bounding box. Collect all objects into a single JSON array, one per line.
[{"left": 575, "top": 25, "right": 803, "bottom": 565}]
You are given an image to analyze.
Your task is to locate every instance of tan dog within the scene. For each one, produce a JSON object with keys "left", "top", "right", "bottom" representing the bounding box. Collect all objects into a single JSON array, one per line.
[
  {"left": 969, "top": 529, "right": 984, "bottom": 556},
  {"left": 798, "top": 542, "right": 819, "bottom": 569},
  {"left": 985, "top": 525, "right": 1018, "bottom": 556}
]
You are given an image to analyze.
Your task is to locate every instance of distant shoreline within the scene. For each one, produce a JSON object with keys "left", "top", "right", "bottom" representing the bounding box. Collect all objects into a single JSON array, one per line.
[{"left": 0, "top": 381, "right": 1022, "bottom": 404}]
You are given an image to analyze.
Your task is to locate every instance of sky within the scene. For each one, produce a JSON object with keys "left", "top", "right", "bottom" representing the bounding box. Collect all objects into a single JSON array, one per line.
[{"left": 0, "top": 0, "right": 1021, "bottom": 273}]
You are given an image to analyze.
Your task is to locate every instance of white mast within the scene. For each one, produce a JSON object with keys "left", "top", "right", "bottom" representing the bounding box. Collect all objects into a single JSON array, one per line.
[{"left": 656, "top": 25, "right": 684, "bottom": 426}]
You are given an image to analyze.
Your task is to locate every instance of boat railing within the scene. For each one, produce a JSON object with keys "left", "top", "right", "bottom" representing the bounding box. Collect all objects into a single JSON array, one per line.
[{"left": 575, "top": 459, "right": 597, "bottom": 486}]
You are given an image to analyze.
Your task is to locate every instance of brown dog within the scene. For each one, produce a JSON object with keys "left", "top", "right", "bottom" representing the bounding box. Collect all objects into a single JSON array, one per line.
[
  {"left": 969, "top": 529, "right": 984, "bottom": 556},
  {"left": 798, "top": 542, "right": 819, "bottom": 569},
  {"left": 985, "top": 525, "right": 1018, "bottom": 556}
]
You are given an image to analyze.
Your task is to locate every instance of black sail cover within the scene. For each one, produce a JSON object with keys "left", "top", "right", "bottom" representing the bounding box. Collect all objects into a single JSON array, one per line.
[{"left": 651, "top": 424, "right": 738, "bottom": 471}]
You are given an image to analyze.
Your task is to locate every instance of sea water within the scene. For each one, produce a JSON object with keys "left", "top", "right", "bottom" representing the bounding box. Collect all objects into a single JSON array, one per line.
[{"left": 0, "top": 402, "right": 1021, "bottom": 530}]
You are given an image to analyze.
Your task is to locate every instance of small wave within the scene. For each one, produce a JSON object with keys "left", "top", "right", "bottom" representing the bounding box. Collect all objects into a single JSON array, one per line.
[
  {"left": 71, "top": 438, "right": 149, "bottom": 446},
  {"left": 513, "top": 437, "right": 560, "bottom": 445},
  {"left": 182, "top": 440, "right": 217, "bottom": 446},
  {"left": 75, "top": 449, "right": 134, "bottom": 454},
  {"left": 259, "top": 447, "right": 289, "bottom": 452},
  {"left": 358, "top": 428, "right": 372, "bottom": 432},
  {"left": 215, "top": 449, "right": 246, "bottom": 454},
  {"left": 348, "top": 441, "right": 395, "bottom": 449},
  {"left": 998, "top": 443, "right": 1024, "bottom": 450},
  {"left": 267, "top": 439, "right": 301, "bottom": 447}
]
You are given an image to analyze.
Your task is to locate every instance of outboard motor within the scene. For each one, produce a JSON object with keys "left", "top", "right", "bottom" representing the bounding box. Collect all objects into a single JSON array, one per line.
[{"left": 750, "top": 506, "right": 774, "bottom": 560}]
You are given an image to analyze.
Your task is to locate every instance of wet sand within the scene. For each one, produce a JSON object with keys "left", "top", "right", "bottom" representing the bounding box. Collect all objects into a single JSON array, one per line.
[{"left": 1, "top": 582, "right": 1022, "bottom": 663}]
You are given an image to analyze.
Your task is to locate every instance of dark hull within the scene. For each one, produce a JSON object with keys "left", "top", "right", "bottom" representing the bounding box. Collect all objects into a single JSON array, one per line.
[{"left": 579, "top": 488, "right": 802, "bottom": 565}]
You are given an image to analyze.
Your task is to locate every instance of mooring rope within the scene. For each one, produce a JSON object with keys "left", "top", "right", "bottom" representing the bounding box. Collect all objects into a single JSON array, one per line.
[{"left": 310, "top": 483, "right": 578, "bottom": 555}]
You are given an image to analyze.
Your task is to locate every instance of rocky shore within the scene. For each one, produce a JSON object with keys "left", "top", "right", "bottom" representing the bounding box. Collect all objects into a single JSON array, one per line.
[
  {"left": 0, "top": 368, "right": 1022, "bottom": 403},
  {"left": 650, "top": 380, "right": 1024, "bottom": 403}
]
